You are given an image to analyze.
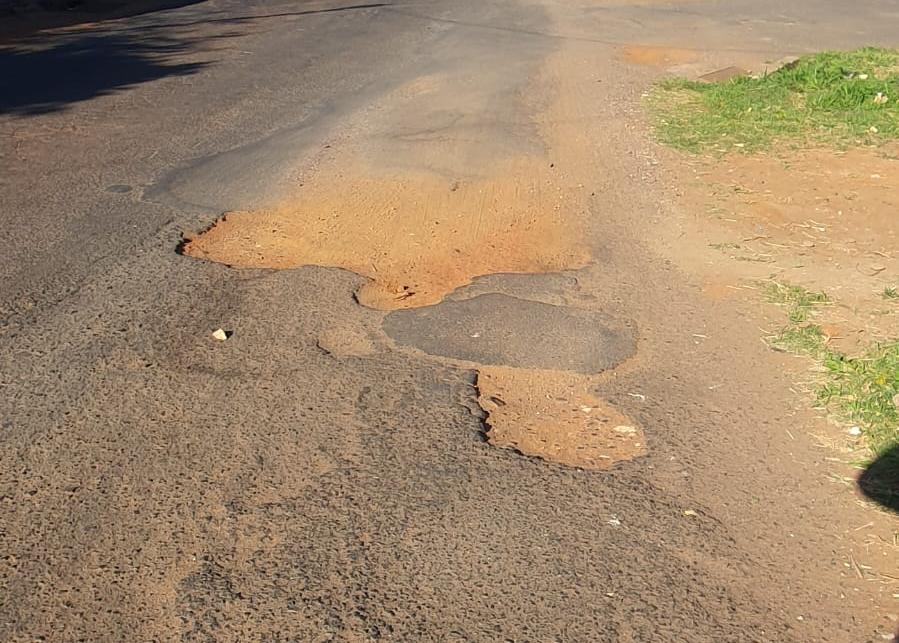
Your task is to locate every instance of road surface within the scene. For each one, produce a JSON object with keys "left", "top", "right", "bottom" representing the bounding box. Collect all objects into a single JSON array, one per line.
[{"left": 1, "top": 0, "right": 898, "bottom": 640}]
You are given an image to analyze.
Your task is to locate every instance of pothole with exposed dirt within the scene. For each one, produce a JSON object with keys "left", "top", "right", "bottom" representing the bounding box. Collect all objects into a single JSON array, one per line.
[{"left": 383, "top": 292, "right": 643, "bottom": 469}]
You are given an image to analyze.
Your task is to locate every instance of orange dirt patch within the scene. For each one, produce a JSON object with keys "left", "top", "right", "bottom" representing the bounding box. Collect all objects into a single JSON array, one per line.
[
  {"left": 476, "top": 366, "right": 646, "bottom": 469},
  {"left": 663, "top": 145, "right": 899, "bottom": 352},
  {"left": 184, "top": 157, "right": 590, "bottom": 311},
  {"left": 621, "top": 45, "right": 697, "bottom": 68}
]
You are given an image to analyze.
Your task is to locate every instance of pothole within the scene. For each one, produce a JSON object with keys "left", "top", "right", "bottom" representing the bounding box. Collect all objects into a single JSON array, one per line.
[
  {"left": 179, "top": 152, "right": 641, "bottom": 469},
  {"left": 383, "top": 293, "right": 636, "bottom": 372},
  {"left": 385, "top": 293, "right": 643, "bottom": 469},
  {"left": 181, "top": 157, "right": 589, "bottom": 311},
  {"left": 477, "top": 366, "right": 646, "bottom": 470}
]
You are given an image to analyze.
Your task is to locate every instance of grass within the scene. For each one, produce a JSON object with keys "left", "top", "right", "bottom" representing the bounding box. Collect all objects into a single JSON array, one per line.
[
  {"left": 818, "top": 343, "right": 899, "bottom": 457},
  {"left": 770, "top": 324, "right": 829, "bottom": 356},
  {"left": 764, "top": 281, "right": 828, "bottom": 323},
  {"left": 765, "top": 281, "right": 829, "bottom": 356},
  {"left": 882, "top": 286, "right": 899, "bottom": 300},
  {"left": 764, "top": 281, "right": 899, "bottom": 464},
  {"left": 649, "top": 48, "right": 899, "bottom": 152}
]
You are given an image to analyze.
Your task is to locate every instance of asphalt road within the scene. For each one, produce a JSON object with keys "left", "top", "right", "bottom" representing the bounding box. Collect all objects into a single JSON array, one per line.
[{"left": 1, "top": 0, "right": 898, "bottom": 641}]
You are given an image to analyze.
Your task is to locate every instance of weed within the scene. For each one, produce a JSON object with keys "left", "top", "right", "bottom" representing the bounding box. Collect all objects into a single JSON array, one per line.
[
  {"left": 709, "top": 242, "right": 741, "bottom": 251},
  {"left": 649, "top": 48, "right": 899, "bottom": 152},
  {"left": 764, "top": 281, "right": 828, "bottom": 322},
  {"left": 769, "top": 324, "right": 828, "bottom": 355},
  {"left": 763, "top": 281, "right": 899, "bottom": 463},
  {"left": 818, "top": 342, "right": 899, "bottom": 456},
  {"left": 882, "top": 286, "right": 899, "bottom": 300}
]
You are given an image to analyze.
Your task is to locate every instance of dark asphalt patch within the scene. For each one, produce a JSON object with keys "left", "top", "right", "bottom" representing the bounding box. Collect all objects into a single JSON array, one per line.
[{"left": 383, "top": 292, "right": 636, "bottom": 373}]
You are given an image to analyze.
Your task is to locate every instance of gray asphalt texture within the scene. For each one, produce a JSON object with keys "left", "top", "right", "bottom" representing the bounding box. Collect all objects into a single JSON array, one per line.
[
  {"left": 2, "top": 0, "right": 899, "bottom": 641},
  {"left": 384, "top": 293, "right": 636, "bottom": 372}
]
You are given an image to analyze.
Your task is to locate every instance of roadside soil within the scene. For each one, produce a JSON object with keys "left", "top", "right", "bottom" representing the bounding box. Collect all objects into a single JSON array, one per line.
[
  {"left": 628, "top": 31, "right": 899, "bottom": 612},
  {"left": 658, "top": 145, "right": 899, "bottom": 353},
  {"left": 651, "top": 97, "right": 899, "bottom": 627}
]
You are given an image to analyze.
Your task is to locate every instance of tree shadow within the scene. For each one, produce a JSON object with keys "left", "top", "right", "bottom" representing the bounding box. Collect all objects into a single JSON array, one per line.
[
  {"left": 0, "top": 29, "right": 209, "bottom": 115},
  {"left": 0, "top": 0, "right": 207, "bottom": 39},
  {"left": 150, "top": 3, "right": 389, "bottom": 29},
  {"left": 858, "top": 444, "right": 899, "bottom": 514},
  {"left": 0, "top": 2, "right": 391, "bottom": 116}
]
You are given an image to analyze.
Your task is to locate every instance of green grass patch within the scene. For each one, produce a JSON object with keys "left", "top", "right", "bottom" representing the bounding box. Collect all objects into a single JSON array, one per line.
[
  {"left": 765, "top": 281, "right": 829, "bottom": 355},
  {"left": 770, "top": 324, "right": 829, "bottom": 356},
  {"left": 649, "top": 48, "right": 899, "bottom": 152},
  {"left": 764, "top": 281, "right": 828, "bottom": 323},
  {"left": 818, "top": 343, "right": 899, "bottom": 457},
  {"left": 764, "top": 281, "right": 899, "bottom": 465}
]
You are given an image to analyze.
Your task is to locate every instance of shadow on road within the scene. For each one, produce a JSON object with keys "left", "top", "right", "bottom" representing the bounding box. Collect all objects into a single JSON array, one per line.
[
  {"left": 0, "top": 2, "right": 391, "bottom": 116},
  {"left": 152, "top": 3, "right": 390, "bottom": 29},
  {"left": 858, "top": 444, "right": 899, "bottom": 514},
  {"left": 0, "top": 0, "right": 206, "bottom": 38},
  {"left": 0, "top": 30, "right": 208, "bottom": 115}
]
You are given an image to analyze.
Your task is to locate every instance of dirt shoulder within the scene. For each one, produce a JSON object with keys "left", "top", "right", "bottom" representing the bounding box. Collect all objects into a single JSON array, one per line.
[
  {"left": 646, "top": 59, "right": 899, "bottom": 635},
  {"left": 661, "top": 145, "right": 899, "bottom": 346}
]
